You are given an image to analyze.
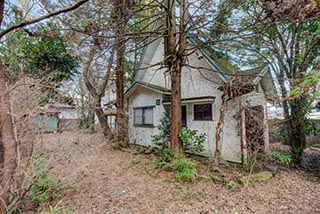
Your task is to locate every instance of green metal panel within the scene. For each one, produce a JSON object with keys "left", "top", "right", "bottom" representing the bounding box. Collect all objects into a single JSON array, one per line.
[{"left": 37, "top": 114, "right": 58, "bottom": 132}]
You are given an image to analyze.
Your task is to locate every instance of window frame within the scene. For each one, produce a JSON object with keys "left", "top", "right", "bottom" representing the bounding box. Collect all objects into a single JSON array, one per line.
[
  {"left": 193, "top": 103, "right": 213, "bottom": 121},
  {"left": 133, "top": 106, "right": 155, "bottom": 127}
]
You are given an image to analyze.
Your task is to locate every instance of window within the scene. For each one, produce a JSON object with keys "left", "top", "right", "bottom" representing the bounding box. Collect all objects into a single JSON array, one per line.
[
  {"left": 134, "top": 106, "right": 154, "bottom": 126},
  {"left": 182, "top": 106, "right": 187, "bottom": 127},
  {"left": 194, "top": 104, "right": 212, "bottom": 120}
]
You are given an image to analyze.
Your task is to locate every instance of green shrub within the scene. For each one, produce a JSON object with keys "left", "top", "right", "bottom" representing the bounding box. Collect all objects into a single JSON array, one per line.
[
  {"left": 151, "top": 112, "right": 171, "bottom": 150},
  {"left": 271, "top": 150, "right": 292, "bottom": 165},
  {"left": 179, "top": 127, "right": 206, "bottom": 153},
  {"left": 152, "top": 113, "right": 206, "bottom": 156},
  {"left": 151, "top": 112, "right": 175, "bottom": 161},
  {"left": 173, "top": 155, "right": 197, "bottom": 182}
]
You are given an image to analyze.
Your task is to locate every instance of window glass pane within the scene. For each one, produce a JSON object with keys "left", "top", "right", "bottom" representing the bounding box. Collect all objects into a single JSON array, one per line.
[
  {"left": 182, "top": 106, "right": 187, "bottom": 127},
  {"left": 134, "top": 109, "right": 143, "bottom": 124},
  {"left": 203, "top": 104, "right": 212, "bottom": 120},
  {"left": 194, "top": 104, "right": 212, "bottom": 120},
  {"left": 194, "top": 105, "right": 202, "bottom": 119},
  {"left": 144, "top": 108, "right": 153, "bottom": 125}
]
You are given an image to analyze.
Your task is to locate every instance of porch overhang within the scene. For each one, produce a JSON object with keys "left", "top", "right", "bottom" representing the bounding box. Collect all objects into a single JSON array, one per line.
[{"left": 162, "top": 96, "right": 215, "bottom": 105}]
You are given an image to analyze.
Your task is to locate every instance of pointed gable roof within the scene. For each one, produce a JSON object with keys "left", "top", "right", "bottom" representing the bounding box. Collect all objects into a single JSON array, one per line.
[{"left": 125, "top": 80, "right": 171, "bottom": 97}]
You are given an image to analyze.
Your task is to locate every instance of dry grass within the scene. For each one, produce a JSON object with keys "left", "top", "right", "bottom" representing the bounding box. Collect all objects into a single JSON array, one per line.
[{"left": 22, "top": 131, "right": 320, "bottom": 214}]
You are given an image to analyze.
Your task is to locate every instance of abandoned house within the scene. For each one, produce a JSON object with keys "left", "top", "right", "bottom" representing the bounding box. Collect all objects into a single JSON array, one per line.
[{"left": 124, "top": 22, "right": 275, "bottom": 163}]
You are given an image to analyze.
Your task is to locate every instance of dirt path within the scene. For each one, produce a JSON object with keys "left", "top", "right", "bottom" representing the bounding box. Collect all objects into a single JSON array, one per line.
[{"left": 34, "top": 132, "right": 320, "bottom": 214}]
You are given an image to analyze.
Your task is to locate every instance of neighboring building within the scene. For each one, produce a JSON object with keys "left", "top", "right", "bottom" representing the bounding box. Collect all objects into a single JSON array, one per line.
[
  {"left": 124, "top": 21, "right": 275, "bottom": 163},
  {"left": 36, "top": 111, "right": 59, "bottom": 133},
  {"left": 102, "top": 100, "right": 117, "bottom": 130},
  {"left": 46, "top": 104, "right": 80, "bottom": 131}
]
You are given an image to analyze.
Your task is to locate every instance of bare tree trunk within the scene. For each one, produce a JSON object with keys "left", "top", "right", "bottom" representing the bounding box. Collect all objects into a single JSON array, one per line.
[
  {"left": 87, "top": 109, "right": 95, "bottom": 132},
  {"left": 0, "top": 60, "right": 16, "bottom": 213},
  {"left": 94, "top": 98, "right": 111, "bottom": 137},
  {"left": 170, "top": 63, "right": 183, "bottom": 153},
  {"left": 114, "top": 0, "right": 128, "bottom": 146},
  {"left": 164, "top": 0, "right": 187, "bottom": 154},
  {"left": 214, "top": 95, "right": 228, "bottom": 160},
  {"left": 115, "top": 44, "right": 126, "bottom": 145},
  {"left": 83, "top": 46, "right": 114, "bottom": 139}
]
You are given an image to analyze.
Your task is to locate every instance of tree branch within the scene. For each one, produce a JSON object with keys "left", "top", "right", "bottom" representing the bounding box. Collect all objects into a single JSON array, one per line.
[
  {"left": 97, "top": 48, "right": 115, "bottom": 98},
  {"left": 83, "top": 46, "right": 98, "bottom": 99},
  {"left": 0, "top": 0, "right": 90, "bottom": 39},
  {"left": 0, "top": 0, "right": 4, "bottom": 29}
]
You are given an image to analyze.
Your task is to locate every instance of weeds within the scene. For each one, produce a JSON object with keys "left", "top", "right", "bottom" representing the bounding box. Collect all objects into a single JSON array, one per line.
[
  {"left": 244, "top": 155, "right": 264, "bottom": 173},
  {"left": 129, "top": 150, "right": 138, "bottom": 157},
  {"left": 28, "top": 154, "right": 57, "bottom": 207},
  {"left": 154, "top": 160, "right": 167, "bottom": 170},
  {"left": 162, "top": 148, "right": 173, "bottom": 161},
  {"left": 226, "top": 180, "right": 238, "bottom": 189},
  {"left": 42, "top": 200, "right": 74, "bottom": 214},
  {"left": 129, "top": 150, "right": 141, "bottom": 165},
  {"left": 173, "top": 155, "right": 198, "bottom": 182},
  {"left": 271, "top": 150, "right": 292, "bottom": 165},
  {"left": 182, "top": 186, "right": 194, "bottom": 200},
  {"left": 31, "top": 173, "right": 56, "bottom": 206}
]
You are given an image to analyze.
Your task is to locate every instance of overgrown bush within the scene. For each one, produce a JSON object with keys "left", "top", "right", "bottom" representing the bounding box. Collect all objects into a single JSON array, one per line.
[
  {"left": 179, "top": 127, "right": 206, "bottom": 153},
  {"left": 152, "top": 112, "right": 207, "bottom": 157},
  {"left": 173, "top": 155, "right": 198, "bottom": 182},
  {"left": 152, "top": 111, "right": 171, "bottom": 151},
  {"left": 271, "top": 149, "right": 292, "bottom": 165},
  {"left": 152, "top": 112, "right": 172, "bottom": 159}
]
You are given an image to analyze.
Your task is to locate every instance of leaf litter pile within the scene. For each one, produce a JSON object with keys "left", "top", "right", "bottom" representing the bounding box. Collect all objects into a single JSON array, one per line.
[{"left": 28, "top": 132, "right": 320, "bottom": 214}]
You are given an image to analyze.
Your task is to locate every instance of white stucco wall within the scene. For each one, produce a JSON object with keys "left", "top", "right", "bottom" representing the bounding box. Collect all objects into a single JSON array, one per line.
[
  {"left": 128, "top": 87, "right": 165, "bottom": 147},
  {"left": 130, "top": 37, "right": 267, "bottom": 163},
  {"left": 221, "top": 98, "right": 242, "bottom": 162},
  {"left": 58, "top": 109, "right": 79, "bottom": 120},
  {"left": 141, "top": 38, "right": 170, "bottom": 88},
  {"left": 132, "top": 55, "right": 243, "bottom": 162},
  {"left": 101, "top": 82, "right": 117, "bottom": 106},
  {"left": 183, "top": 103, "right": 215, "bottom": 157}
]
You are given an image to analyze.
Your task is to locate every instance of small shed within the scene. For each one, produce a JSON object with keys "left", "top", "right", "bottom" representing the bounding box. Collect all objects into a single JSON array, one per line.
[
  {"left": 36, "top": 111, "right": 59, "bottom": 133},
  {"left": 47, "top": 104, "right": 80, "bottom": 131}
]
